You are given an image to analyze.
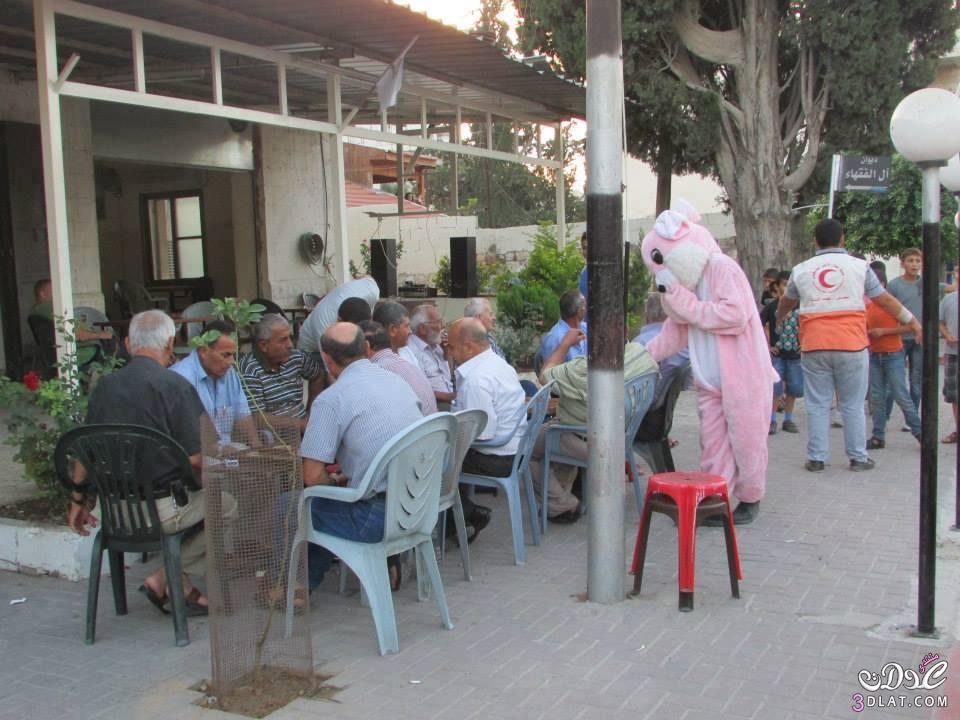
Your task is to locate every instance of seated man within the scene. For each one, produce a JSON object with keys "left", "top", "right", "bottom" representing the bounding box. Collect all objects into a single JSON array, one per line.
[
  {"left": 539, "top": 290, "right": 587, "bottom": 364},
  {"left": 406, "top": 304, "right": 455, "bottom": 407},
  {"left": 29, "top": 278, "right": 113, "bottom": 371},
  {"left": 239, "top": 314, "right": 324, "bottom": 430},
  {"left": 67, "top": 310, "right": 235, "bottom": 614},
  {"left": 464, "top": 297, "right": 505, "bottom": 360},
  {"left": 171, "top": 320, "right": 258, "bottom": 446},
  {"left": 297, "top": 277, "right": 379, "bottom": 356},
  {"left": 633, "top": 293, "right": 691, "bottom": 410},
  {"left": 301, "top": 322, "right": 423, "bottom": 590},
  {"left": 448, "top": 318, "right": 528, "bottom": 533},
  {"left": 528, "top": 327, "right": 658, "bottom": 522},
  {"left": 360, "top": 315, "right": 438, "bottom": 415}
]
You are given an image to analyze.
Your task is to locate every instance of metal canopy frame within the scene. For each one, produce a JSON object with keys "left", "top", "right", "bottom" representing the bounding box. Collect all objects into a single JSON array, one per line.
[{"left": 28, "top": 0, "right": 574, "bottom": 364}]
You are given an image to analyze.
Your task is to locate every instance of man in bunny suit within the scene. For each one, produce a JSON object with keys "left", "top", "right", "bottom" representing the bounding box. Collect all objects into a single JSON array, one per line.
[{"left": 640, "top": 201, "right": 776, "bottom": 524}]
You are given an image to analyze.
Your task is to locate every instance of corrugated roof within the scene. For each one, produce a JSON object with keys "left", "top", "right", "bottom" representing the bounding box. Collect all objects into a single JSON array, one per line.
[{"left": 0, "top": 0, "right": 584, "bottom": 122}]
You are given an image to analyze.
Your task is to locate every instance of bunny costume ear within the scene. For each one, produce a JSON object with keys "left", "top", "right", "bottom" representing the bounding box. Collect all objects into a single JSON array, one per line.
[
  {"left": 653, "top": 209, "right": 689, "bottom": 240},
  {"left": 671, "top": 197, "right": 702, "bottom": 223}
]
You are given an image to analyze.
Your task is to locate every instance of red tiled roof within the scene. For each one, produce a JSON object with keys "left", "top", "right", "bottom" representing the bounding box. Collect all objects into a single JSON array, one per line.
[{"left": 345, "top": 180, "right": 434, "bottom": 214}]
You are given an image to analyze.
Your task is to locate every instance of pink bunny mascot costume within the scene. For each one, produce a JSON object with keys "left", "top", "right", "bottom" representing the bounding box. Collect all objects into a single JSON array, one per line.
[{"left": 641, "top": 201, "right": 776, "bottom": 524}]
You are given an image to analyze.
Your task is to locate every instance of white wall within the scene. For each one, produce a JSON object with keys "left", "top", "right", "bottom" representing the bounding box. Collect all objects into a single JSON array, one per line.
[
  {"left": 348, "top": 206, "right": 478, "bottom": 286},
  {"left": 257, "top": 126, "right": 336, "bottom": 306},
  {"left": 624, "top": 159, "right": 726, "bottom": 219}
]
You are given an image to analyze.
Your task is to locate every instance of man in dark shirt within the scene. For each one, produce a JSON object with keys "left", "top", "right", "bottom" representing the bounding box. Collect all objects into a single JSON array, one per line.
[{"left": 68, "top": 310, "right": 231, "bottom": 614}]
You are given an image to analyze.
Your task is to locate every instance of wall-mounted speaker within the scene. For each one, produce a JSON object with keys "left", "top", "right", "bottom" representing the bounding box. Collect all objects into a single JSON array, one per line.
[{"left": 369, "top": 238, "right": 397, "bottom": 298}]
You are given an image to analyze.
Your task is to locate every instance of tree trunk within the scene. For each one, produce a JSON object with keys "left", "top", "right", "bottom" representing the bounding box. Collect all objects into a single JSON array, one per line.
[
  {"left": 729, "top": 199, "right": 791, "bottom": 297},
  {"left": 654, "top": 141, "right": 674, "bottom": 215}
]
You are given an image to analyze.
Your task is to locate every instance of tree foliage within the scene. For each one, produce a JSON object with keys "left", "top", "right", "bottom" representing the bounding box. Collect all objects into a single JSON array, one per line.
[
  {"left": 424, "top": 0, "right": 586, "bottom": 228},
  {"left": 516, "top": 0, "right": 959, "bottom": 286},
  {"left": 808, "top": 155, "right": 959, "bottom": 261}
]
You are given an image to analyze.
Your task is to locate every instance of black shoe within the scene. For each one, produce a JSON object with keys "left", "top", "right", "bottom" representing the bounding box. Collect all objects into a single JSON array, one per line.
[
  {"left": 805, "top": 460, "right": 825, "bottom": 473},
  {"left": 850, "top": 458, "right": 875, "bottom": 472},
  {"left": 781, "top": 420, "right": 800, "bottom": 433},
  {"left": 548, "top": 503, "right": 581, "bottom": 524},
  {"left": 703, "top": 501, "right": 759, "bottom": 527},
  {"left": 466, "top": 507, "right": 491, "bottom": 533},
  {"left": 768, "top": 420, "right": 778, "bottom": 436},
  {"left": 866, "top": 437, "right": 884, "bottom": 449}
]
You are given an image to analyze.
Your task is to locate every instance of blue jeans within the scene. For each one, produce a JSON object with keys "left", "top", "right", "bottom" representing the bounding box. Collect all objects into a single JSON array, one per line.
[
  {"left": 885, "top": 338, "right": 922, "bottom": 417},
  {"left": 307, "top": 495, "right": 386, "bottom": 590},
  {"left": 801, "top": 349, "right": 869, "bottom": 463},
  {"left": 772, "top": 355, "right": 804, "bottom": 398},
  {"left": 870, "top": 350, "right": 921, "bottom": 441}
]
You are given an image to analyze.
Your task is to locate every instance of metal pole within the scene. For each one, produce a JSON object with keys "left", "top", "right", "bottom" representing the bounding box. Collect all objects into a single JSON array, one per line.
[
  {"left": 915, "top": 163, "right": 942, "bottom": 637},
  {"left": 828, "top": 154, "right": 839, "bottom": 219},
  {"left": 955, "top": 199, "right": 960, "bottom": 533},
  {"left": 555, "top": 123, "right": 566, "bottom": 246},
  {"left": 33, "top": 0, "right": 77, "bottom": 372},
  {"left": 585, "top": 0, "right": 625, "bottom": 604}
]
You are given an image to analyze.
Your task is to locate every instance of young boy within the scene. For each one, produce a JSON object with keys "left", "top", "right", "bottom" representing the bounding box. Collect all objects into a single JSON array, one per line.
[
  {"left": 940, "top": 287, "right": 959, "bottom": 443},
  {"left": 866, "top": 267, "right": 921, "bottom": 447},
  {"left": 760, "top": 271, "right": 803, "bottom": 434},
  {"left": 886, "top": 248, "right": 923, "bottom": 416}
]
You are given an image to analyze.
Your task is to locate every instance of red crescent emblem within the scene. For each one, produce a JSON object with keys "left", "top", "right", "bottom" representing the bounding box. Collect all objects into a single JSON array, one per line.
[{"left": 817, "top": 268, "right": 837, "bottom": 289}]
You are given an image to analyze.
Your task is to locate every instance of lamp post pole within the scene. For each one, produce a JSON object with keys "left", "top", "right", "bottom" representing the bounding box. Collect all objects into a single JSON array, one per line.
[{"left": 890, "top": 88, "right": 960, "bottom": 637}]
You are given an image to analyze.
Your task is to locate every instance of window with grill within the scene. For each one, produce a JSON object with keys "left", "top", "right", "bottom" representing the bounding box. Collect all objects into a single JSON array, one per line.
[{"left": 143, "top": 192, "right": 206, "bottom": 280}]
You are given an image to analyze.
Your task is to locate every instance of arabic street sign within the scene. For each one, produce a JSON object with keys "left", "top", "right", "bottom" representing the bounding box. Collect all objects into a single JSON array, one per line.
[{"left": 836, "top": 155, "right": 892, "bottom": 192}]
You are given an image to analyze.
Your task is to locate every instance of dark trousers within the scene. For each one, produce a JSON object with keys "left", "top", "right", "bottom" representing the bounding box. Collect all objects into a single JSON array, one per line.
[{"left": 460, "top": 449, "right": 514, "bottom": 515}]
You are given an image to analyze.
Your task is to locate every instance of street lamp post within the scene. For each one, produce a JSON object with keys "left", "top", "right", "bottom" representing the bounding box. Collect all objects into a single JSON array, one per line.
[
  {"left": 940, "top": 155, "right": 960, "bottom": 533},
  {"left": 890, "top": 88, "right": 960, "bottom": 637}
]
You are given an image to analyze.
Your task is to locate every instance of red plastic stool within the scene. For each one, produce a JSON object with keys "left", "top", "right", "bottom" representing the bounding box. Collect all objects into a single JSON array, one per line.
[{"left": 630, "top": 471, "right": 742, "bottom": 611}]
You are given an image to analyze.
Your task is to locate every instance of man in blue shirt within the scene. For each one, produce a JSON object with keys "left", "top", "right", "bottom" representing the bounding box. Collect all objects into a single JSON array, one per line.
[
  {"left": 539, "top": 289, "right": 587, "bottom": 363},
  {"left": 171, "top": 320, "right": 257, "bottom": 446}
]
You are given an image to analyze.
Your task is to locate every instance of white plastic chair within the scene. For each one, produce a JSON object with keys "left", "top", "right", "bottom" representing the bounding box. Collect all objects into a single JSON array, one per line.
[
  {"left": 540, "top": 371, "right": 657, "bottom": 532},
  {"left": 302, "top": 292, "right": 321, "bottom": 310},
  {"left": 458, "top": 382, "right": 553, "bottom": 565},
  {"left": 286, "top": 412, "right": 458, "bottom": 655},
  {"left": 180, "top": 300, "right": 217, "bottom": 341},
  {"left": 417, "top": 409, "right": 487, "bottom": 598}
]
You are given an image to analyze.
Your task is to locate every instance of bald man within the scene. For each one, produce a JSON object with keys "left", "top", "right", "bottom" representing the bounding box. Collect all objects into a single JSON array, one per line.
[
  {"left": 448, "top": 318, "right": 527, "bottom": 536},
  {"left": 300, "top": 322, "right": 422, "bottom": 590}
]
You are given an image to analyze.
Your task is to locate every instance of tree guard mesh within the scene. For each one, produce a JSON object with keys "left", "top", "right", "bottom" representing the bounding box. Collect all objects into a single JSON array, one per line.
[{"left": 202, "top": 415, "right": 313, "bottom": 694}]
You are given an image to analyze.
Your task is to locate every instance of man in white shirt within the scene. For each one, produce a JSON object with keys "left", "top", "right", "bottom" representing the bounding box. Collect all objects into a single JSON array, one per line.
[
  {"left": 447, "top": 318, "right": 528, "bottom": 538},
  {"left": 406, "top": 304, "right": 455, "bottom": 407}
]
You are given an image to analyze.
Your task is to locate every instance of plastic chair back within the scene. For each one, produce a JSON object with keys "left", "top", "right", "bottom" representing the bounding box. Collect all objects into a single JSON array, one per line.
[
  {"left": 114, "top": 280, "right": 159, "bottom": 317},
  {"left": 251, "top": 298, "right": 286, "bottom": 318},
  {"left": 53, "top": 424, "right": 194, "bottom": 551},
  {"left": 514, "top": 382, "right": 552, "bottom": 478},
  {"left": 302, "top": 292, "right": 321, "bottom": 310},
  {"left": 636, "top": 364, "right": 691, "bottom": 443},
  {"left": 75, "top": 306, "right": 109, "bottom": 329},
  {"left": 180, "top": 301, "right": 217, "bottom": 341},
  {"left": 442, "top": 410, "right": 487, "bottom": 503},
  {"left": 367, "top": 414, "right": 458, "bottom": 547},
  {"left": 624, "top": 371, "right": 658, "bottom": 441}
]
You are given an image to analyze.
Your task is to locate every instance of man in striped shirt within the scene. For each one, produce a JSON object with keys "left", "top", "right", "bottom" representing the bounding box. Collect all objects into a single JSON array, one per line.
[
  {"left": 406, "top": 304, "right": 456, "bottom": 407},
  {"left": 239, "top": 314, "right": 325, "bottom": 431},
  {"left": 360, "top": 318, "right": 438, "bottom": 415}
]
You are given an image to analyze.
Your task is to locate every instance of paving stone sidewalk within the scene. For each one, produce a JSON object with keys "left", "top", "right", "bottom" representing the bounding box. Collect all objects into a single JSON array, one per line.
[{"left": 2, "top": 393, "right": 960, "bottom": 720}]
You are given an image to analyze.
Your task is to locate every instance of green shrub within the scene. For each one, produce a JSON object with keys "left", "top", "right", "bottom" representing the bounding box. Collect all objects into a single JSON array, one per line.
[
  {"left": 519, "top": 223, "right": 584, "bottom": 296},
  {"left": 432, "top": 255, "right": 452, "bottom": 294},
  {"left": 496, "top": 281, "right": 559, "bottom": 330}
]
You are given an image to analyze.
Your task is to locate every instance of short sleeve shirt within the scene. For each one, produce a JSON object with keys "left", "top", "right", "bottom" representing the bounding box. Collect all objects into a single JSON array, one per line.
[
  {"left": 301, "top": 359, "right": 423, "bottom": 494},
  {"left": 887, "top": 276, "right": 923, "bottom": 341},
  {"left": 85, "top": 356, "right": 205, "bottom": 491},
  {"left": 171, "top": 350, "right": 251, "bottom": 443},
  {"left": 238, "top": 349, "right": 322, "bottom": 418},
  {"left": 539, "top": 319, "right": 588, "bottom": 364},
  {"left": 941, "top": 292, "right": 959, "bottom": 356}
]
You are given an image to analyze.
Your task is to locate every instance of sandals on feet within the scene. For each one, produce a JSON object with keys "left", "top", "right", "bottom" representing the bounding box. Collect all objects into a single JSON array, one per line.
[
  {"left": 138, "top": 584, "right": 170, "bottom": 615},
  {"left": 943, "top": 432, "right": 958, "bottom": 444},
  {"left": 388, "top": 555, "right": 402, "bottom": 592},
  {"left": 867, "top": 437, "right": 885, "bottom": 449},
  {"left": 184, "top": 588, "right": 209, "bottom": 617}
]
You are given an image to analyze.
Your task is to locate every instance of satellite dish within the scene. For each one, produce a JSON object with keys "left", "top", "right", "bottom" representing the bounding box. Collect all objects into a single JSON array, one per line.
[{"left": 299, "top": 232, "right": 325, "bottom": 265}]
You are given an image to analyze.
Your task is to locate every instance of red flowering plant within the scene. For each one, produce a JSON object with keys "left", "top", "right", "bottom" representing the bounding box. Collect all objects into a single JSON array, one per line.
[{"left": 0, "top": 318, "right": 120, "bottom": 498}]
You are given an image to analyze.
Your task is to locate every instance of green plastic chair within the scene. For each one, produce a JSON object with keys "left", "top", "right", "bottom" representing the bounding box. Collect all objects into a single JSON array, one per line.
[
  {"left": 286, "top": 413, "right": 458, "bottom": 655},
  {"left": 54, "top": 424, "right": 198, "bottom": 647}
]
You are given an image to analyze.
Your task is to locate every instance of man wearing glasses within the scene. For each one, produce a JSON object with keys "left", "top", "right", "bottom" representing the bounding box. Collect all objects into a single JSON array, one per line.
[
  {"left": 172, "top": 319, "right": 258, "bottom": 446},
  {"left": 406, "top": 304, "right": 456, "bottom": 408}
]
